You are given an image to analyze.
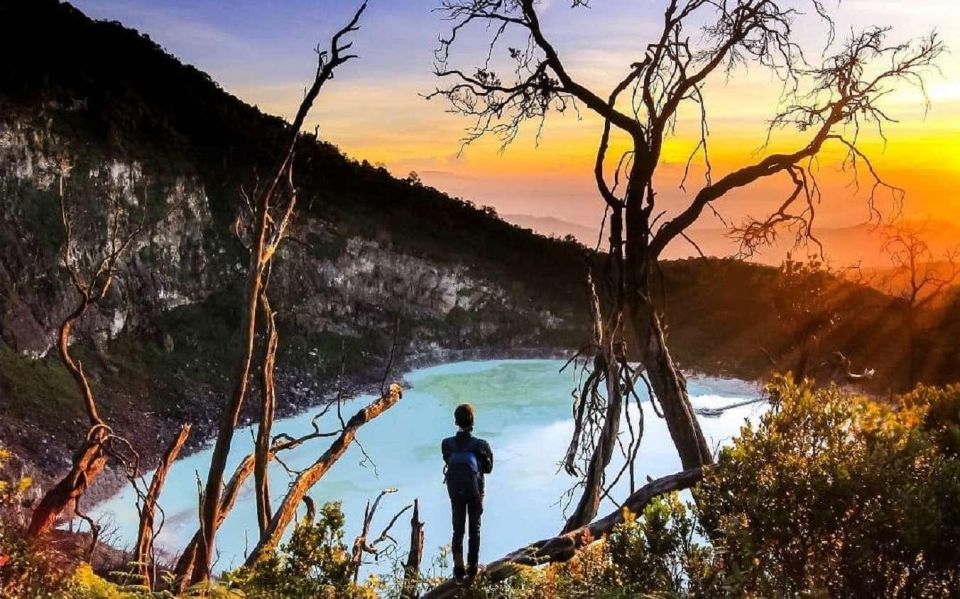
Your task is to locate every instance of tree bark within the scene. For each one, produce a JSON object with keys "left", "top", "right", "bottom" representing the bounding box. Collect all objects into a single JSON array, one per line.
[
  {"left": 401, "top": 499, "right": 425, "bottom": 599},
  {"left": 193, "top": 189, "right": 270, "bottom": 581},
  {"left": 58, "top": 304, "right": 103, "bottom": 427},
  {"left": 635, "top": 304, "right": 713, "bottom": 469},
  {"left": 422, "top": 468, "right": 704, "bottom": 599},
  {"left": 562, "top": 354, "right": 623, "bottom": 532},
  {"left": 27, "top": 425, "right": 109, "bottom": 537},
  {"left": 28, "top": 295, "right": 109, "bottom": 537},
  {"left": 623, "top": 179, "right": 712, "bottom": 471},
  {"left": 192, "top": 1, "right": 368, "bottom": 572},
  {"left": 243, "top": 383, "right": 403, "bottom": 567},
  {"left": 562, "top": 211, "right": 628, "bottom": 531},
  {"left": 30, "top": 167, "right": 151, "bottom": 538},
  {"left": 174, "top": 396, "right": 353, "bottom": 586},
  {"left": 254, "top": 293, "right": 278, "bottom": 534},
  {"left": 174, "top": 452, "right": 255, "bottom": 589},
  {"left": 134, "top": 424, "right": 191, "bottom": 589}
]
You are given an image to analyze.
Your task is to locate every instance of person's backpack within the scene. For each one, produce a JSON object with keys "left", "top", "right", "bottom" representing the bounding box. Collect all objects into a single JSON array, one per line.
[{"left": 445, "top": 440, "right": 481, "bottom": 498}]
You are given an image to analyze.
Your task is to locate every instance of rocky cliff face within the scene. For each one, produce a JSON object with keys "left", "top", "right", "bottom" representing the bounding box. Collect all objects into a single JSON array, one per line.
[
  {"left": 0, "top": 112, "right": 585, "bottom": 497},
  {"left": 0, "top": 118, "right": 575, "bottom": 364},
  {"left": 0, "top": 121, "right": 219, "bottom": 358}
]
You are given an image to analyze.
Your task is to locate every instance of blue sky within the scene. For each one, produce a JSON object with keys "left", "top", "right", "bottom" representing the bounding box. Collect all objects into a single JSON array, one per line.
[{"left": 70, "top": 1, "right": 959, "bottom": 237}]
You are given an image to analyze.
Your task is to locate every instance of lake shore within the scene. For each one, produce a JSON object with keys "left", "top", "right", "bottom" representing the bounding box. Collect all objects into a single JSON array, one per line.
[
  {"left": 90, "top": 359, "right": 763, "bottom": 575},
  {"left": 81, "top": 346, "right": 571, "bottom": 508}
]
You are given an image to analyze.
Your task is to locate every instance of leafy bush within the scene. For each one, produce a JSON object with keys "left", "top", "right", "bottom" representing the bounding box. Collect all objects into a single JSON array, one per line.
[
  {"left": 477, "top": 380, "right": 960, "bottom": 598},
  {"left": 699, "top": 378, "right": 960, "bottom": 597},
  {"left": 0, "top": 445, "right": 80, "bottom": 598},
  {"left": 226, "top": 501, "right": 378, "bottom": 599},
  {"left": 6, "top": 382, "right": 960, "bottom": 598}
]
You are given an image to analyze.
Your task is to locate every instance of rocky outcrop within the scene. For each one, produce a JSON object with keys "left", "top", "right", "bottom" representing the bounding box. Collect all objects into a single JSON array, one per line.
[
  {"left": 0, "top": 110, "right": 585, "bottom": 501},
  {"left": 0, "top": 122, "right": 220, "bottom": 357},
  {"left": 0, "top": 118, "right": 574, "bottom": 363}
]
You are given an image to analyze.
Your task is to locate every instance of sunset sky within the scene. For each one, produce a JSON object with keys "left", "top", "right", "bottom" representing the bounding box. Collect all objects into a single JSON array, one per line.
[{"left": 72, "top": 0, "right": 959, "bottom": 262}]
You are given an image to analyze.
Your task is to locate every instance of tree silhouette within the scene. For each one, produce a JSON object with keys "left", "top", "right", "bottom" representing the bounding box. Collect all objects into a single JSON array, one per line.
[
  {"left": 430, "top": 0, "right": 943, "bottom": 531},
  {"left": 880, "top": 225, "right": 959, "bottom": 386}
]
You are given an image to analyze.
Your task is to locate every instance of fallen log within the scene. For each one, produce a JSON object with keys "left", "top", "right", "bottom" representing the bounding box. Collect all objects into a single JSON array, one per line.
[{"left": 421, "top": 467, "right": 703, "bottom": 599}]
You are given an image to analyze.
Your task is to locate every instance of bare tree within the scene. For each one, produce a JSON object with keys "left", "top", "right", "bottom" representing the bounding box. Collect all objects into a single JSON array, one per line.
[
  {"left": 254, "top": 291, "right": 278, "bottom": 535},
  {"left": 173, "top": 403, "right": 344, "bottom": 586},
  {"left": 431, "top": 0, "right": 942, "bottom": 528},
  {"left": 28, "top": 167, "right": 150, "bottom": 538},
  {"left": 880, "top": 225, "right": 959, "bottom": 386},
  {"left": 133, "top": 423, "right": 191, "bottom": 590},
  {"left": 401, "top": 499, "right": 425, "bottom": 599},
  {"left": 559, "top": 274, "right": 639, "bottom": 532},
  {"left": 243, "top": 382, "right": 403, "bottom": 567},
  {"left": 192, "top": 2, "right": 368, "bottom": 582},
  {"left": 348, "top": 488, "right": 412, "bottom": 583}
]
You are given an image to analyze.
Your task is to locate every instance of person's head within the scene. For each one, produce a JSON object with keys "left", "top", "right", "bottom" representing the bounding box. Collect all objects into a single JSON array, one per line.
[{"left": 454, "top": 403, "right": 474, "bottom": 431}]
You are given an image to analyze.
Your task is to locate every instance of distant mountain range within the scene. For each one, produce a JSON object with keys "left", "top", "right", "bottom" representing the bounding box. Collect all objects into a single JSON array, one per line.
[
  {"left": 501, "top": 214, "right": 601, "bottom": 247},
  {"left": 503, "top": 213, "right": 960, "bottom": 268}
]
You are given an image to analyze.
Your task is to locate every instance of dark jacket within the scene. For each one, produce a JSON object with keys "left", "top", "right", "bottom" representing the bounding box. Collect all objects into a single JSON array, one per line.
[{"left": 442, "top": 431, "right": 493, "bottom": 495}]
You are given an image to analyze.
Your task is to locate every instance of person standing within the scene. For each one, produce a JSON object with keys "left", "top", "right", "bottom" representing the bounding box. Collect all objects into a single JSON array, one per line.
[{"left": 441, "top": 403, "right": 493, "bottom": 583}]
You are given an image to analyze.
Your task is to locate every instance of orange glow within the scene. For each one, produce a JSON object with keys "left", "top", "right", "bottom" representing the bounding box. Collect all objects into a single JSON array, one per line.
[{"left": 229, "top": 1, "right": 960, "bottom": 265}]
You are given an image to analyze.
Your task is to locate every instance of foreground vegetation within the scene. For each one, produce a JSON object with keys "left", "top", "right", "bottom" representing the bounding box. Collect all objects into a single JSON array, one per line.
[{"left": 2, "top": 378, "right": 957, "bottom": 597}]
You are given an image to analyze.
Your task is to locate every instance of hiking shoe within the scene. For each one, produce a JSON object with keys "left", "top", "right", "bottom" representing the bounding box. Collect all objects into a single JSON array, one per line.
[{"left": 454, "top": 565, "right": 467, "bottom": 584}]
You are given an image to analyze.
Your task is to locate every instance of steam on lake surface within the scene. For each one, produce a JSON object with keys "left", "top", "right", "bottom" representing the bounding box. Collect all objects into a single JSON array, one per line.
[{"left": 92, "top": 359, "right": 763, "bottom": 575}]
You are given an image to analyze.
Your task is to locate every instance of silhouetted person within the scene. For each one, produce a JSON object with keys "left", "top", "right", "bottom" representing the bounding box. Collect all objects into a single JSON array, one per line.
[{"left": 441, "top": 403, "right": 493, "bottom": 582}]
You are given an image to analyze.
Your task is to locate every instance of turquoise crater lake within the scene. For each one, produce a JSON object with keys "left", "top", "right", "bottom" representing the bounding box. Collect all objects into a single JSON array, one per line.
[{"left": 91, "top": 359, "right": 763, "bottom": 575}]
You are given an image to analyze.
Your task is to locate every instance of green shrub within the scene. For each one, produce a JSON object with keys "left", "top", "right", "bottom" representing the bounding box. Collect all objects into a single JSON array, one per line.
[
  {"left": 225, "top": 501, "right": 378, "bottom": 599},
  {"left": 0, "top": 446, "right": 81, "bottom": 598},
  {"left": 480, "top": 380, "right": 960, "bottom": 598},
  {"left": 698, "top": 378, "right": 960, "bottom": 597}
]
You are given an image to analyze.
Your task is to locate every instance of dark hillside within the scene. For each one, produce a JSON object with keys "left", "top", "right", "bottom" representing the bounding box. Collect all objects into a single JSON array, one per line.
[{"left": 0, "top": 0, "right": 588, "bottom": 314}]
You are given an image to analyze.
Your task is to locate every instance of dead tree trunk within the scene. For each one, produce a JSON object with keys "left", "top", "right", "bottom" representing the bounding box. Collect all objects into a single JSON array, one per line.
[
  {"left": 29, "top": 170, "right": 144, "bottom": 538},
  {"left": 174, "top": 453, "right": 255, "bottom": 588},
  {"left": 192, "top": 5, "right": 367, "bottom": 581},
  {"left": 633, "top": 301, "right": 713, "bottom": 469},
  {"left": 174, "top": 401, "right": 349, "bottom": 586},
  {"left": 28, "top": 425, "right": 109, "bottom": 537},
  {"left": 562, "top": 353, "right": 623, "bottom": 532},
  {"left": 28, "top": 304, "right": 110, "bottom": 537},
  {"left": 244, "top": 383, "right": 403, "bottom": 567},
  {"left": 624, "top": 185, "right": 712, "bottom": 471},
  {"left": 254, "top": 292, "right": 278, "bottom": 534},
  {"left": 401, "top": 499, "right": 425, "bottom": 599},
  {"left": 134, "top": 424, "right": 191, "bottom": 589},
  {"left": 193, "top": 168, "right": 270, "bottom": 583},
  {"left": 349, "top": 489, "right": 410, "bottom": 583},
  {"left": 422, "top": 468, "right": 704, "bottom": 599},
  {"left": 561, "top": 217, "right": 630, "bottom": 531},
  {"left": 431, "top": 0, "right": 940, "bottom": 525}
]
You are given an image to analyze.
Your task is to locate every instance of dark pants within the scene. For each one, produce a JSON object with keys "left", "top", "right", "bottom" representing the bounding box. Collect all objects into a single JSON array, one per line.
[{"left": 450, "top": 494, "right": 483, "bottom": 568}]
